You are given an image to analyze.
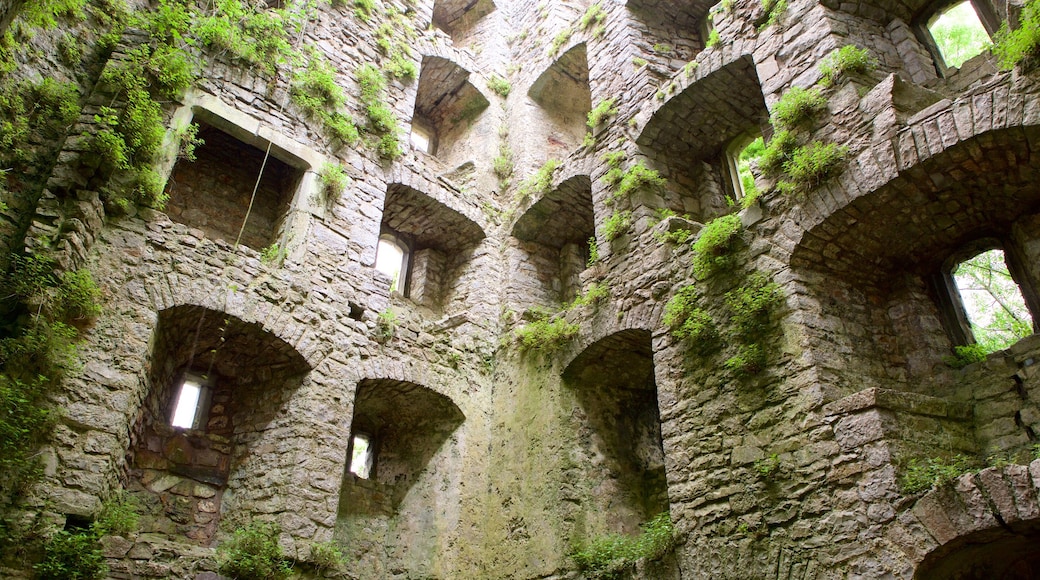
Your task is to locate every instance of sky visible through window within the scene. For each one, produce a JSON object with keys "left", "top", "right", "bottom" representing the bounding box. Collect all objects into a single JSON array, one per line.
[
  {"left": 953, "top": 249, "right": 1032, "bottom": 352},
  {"left": 171, "top": 379, "right": 202, "bottom": 428}
]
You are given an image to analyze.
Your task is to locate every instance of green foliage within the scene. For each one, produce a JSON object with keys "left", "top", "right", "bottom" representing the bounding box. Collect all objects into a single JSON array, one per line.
[
  {"left": 692, "top": 214, "right": 742, "bottom": 278},
  {"left": 260, "top": 243, "right": 282, "bottom": 265},
  {"left": 664, "top": 286, "right": 718, "bottom": 350},
  {"left": 572, "top": 512, "right": 675, "bottom": 579},
  {"left": 580, "top": 3, "right": 607, "bottom": 31},
  {"left": 754, "top": 453, "right": 781, "bottom": 477},
  {"left": 309, "top": 540, "right": 348, "bottom": 574},
  {"left": 517, "top": 159, "right": 562, "bottom": 201},
  {"left": 17, "top": 0, "right": 88, "bottom": 30},
  {"left": 193, "top": 0, "right": 294, "bottom": 74},
  {"left": 779, "top": 141, "right": 847, "bottom": 193},
  {"left": 705, "top": 28, "right": 720, "bottom": 48},
  {"left": 653, "top": 43, "right": 672, "bottom": 53},
  {"left": 900, "top": 454, "right": 977, "bottom": 494},
  {"left": 632, "top": 57, "right": 648, "bottom": 67},
  {"left": 354, "top": 0, "right": 376, "bottom": 21},
  {"left": 550, "top": 29, "right": 573, "bottom": 56},
  {"left": 587, "top": 236, "right": 600, "bottom": 266},
  {"left": 602, "top": 210, "right": 631, "bottom": 241},
  {"left": 587, "top": 98, "right": 618, "bottom": 130},
  {"left": 377, "top": 309, "right": 397, "bottom": 341},
  {"left": 819, "top": 45, "right": 876, "bottom": 86},
  {"left": 994, "top": 0, "right": 1040, "bottom": 69},
  {"left": 35, "top": 528, "right": 106, "bottom": 580},
  {"left": 569, "top": 282, "right": 609, "bottom": 309},
  {"left": 291, "top": 53, "right": 360, "bottom": 146},
  {"left": 614, "top": 161, "right": 665, "bottom": 202},
  {"left": 93, "top": 491, "right": 140, "bottom": 536},
  {"left": 736, "top": 136, "right": 764, "bottom": 205},
  {"left": 758, "top": 130, "right": 796, "bottom": 176},
  {"left": 58, "top": 33, "right": 83, "bottom": 64},
  {"left": 384, "top": 52, "right": 417, "bottom": 80},
  {"left": 488, "top": 75, "right": 512, "bottom": 97},
  {"left": 0, "top": 78, "right": 81, "bottom": 164},
  {"left": 356, "top": 64, "right": 401, "bottom": 160},
  {"left": 953, "top": 249, "right": 1033, "bottom": 353},
  {"left": 514, "top": 316, "right": 579, "bottom": 353},
  {"left": 770, "top": 87, "right": 825, "bottom": 130},
  {"left": 319, "top": 162, "right": 350, "bottom": 205},
  {"left": 724, "top": 342, "right": 767, "bottom": 376},
  {"left": 725, "top": 272, "right": 783, "bottom": 339},
  {"left": 493, "top": 144, "right": 514, "bottom": 181},
  {"left": 216, "top": 521, "right": 292, "bottom": 580},
  {"left": 943, "top": 344, "right": 988, "bottom": 368},
  {"left": 759, "top": 0, "right": 787, "bottom": 30}
]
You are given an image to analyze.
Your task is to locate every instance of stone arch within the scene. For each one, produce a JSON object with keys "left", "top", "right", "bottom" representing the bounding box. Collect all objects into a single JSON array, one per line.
[
  {"left": 625, "top": 0, "right": 710, "bottom": 77},
  {"left": 561, "top": 328, "right": 670, "bottom": 535},
  {"left": 145, "top": 274, "right": 325, "bottom": 368},
  {"left": 903, "top": 462, "right": 1040, "bottom": 579},
  {"left": 636, "top": 52, "right": 769, "bottom": 222},
  {"left": 129, "top": 304, "right": 312, "bottom": 543},
  {"left": 510, "top": 173, "right": 594, "bottom": 304},
  {"left": 784, "top": 110, "right": 1040, "bottom": 395},
  {"left": 431, "top": 0, "right": 495, "bottom": 40}
]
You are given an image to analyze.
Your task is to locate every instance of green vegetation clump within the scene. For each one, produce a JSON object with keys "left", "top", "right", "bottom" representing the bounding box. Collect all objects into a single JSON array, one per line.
[
  {"left": 488, "top": 75, "right": 511, "bottom": 97},
  {"left": 572, "top": 512, "right": 675, "bottom": 579},
  {"left": 900, "top": 455, "right": 978, "bottom": 494},
  {"left": 0, "top": 256, "right": 102, "bottom": 509},
  {"left": 354, "top": 0, "right": 375, "bottom": 20},
  {"left": 663, "top": 286, "right": 718, "bottom": 351},
  {"left": 757, "top": 130, "right": 796, "bottom": 176},
  {"left": 216, "top": 521, "right": 292, "bottom": 580},
  {"left": 705, "top": 28, "right": 720, "bottom": 49},
  {"left": 377, "top": 309, "right": 397, "bottom": 341},
  {"left": 777, "top": 141, "right": 848, "bottom": 194},
  {"left": 550, "top": 28, "right": 573, "bottom": 56},
  {"left": 993, "top": 0, "right": 1040, "bottom": 69},
  {"left": 602, "top": 210, "right": 632, "bottom": 241},
  {"left": 819, "top": 45, "right": 876, "bottom": 86},
  {"left": 587, "top": 236, "right": 600, "bottom": 266},
  {"left": 35, "top": 528, "right": 107, "bottom": 580},
  {"left": 356, "top": 63, "right": 402, "bottom": 160},
  {"left": 517, "top": 159, "right": 562, "bottom": 201},
  {"left": 493, "top": 144, "right": 515, "bottom": 181},
  {"left": 587, "top": 98, "right": 618, "bottom": 130},
  {"left": 759, "top": 0, "right": 787, "bottom": 30},
  {"left": 692, "top": 213, "right": 742, "bottom": 278},
  {"left": 943, "top": 344, "right": 988, "bottom": 368},
  {"left": 309, "top": 540, "right": 348, "bottom": 575},
  {"left": 319, "top": 162, "right": 350, "bottom": 205},
  {"left": 580, "top": 3, "right": 607, "bottom": 32},
  {"left": 569, "top": 282, "right": 609, "bottom": 309},
  {"left": 291, "top": 53, "right": 360, "bottom": 146},
  {"left": 770, "top": 87, "right": 825, "bottom": 130},
  {"left": 725, "top": 273, "right": 783, "bottom": 339},
  {"left": 0, "top": 78, "right": 81, "bottom": 166},
  {"left": 615, "top": 161, "right": 664, "bottom": 201},
  {"left": 514, "top": 316, "right": 579, "bottom": 353}
]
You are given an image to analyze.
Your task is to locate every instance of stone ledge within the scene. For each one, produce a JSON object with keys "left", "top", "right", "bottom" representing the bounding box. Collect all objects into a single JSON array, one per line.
[{"left": 823, "top": 387, "right": 973, "bottom": 420}]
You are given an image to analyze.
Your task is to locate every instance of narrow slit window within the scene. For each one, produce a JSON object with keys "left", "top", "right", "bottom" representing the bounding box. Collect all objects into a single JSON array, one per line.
[
  {"left": 952, "top": 249, "right": 1033, "bottom": 352},
  {"left": 927, "top": 1, "right": 992, "bottom": 68},
  {"left": 409, "top": 124, "right": 433, "bottom": 154},
  {"left": 349, "top": 433, "right": 374, "bottom": 479},
  {"left": 170, "top": 374, "right": 210, "bottom": 429}
]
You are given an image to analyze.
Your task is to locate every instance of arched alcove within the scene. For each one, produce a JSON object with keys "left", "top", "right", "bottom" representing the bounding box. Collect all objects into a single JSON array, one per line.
[
  {"left": 636, "top": 54, "right": 768, "bottom": 222},
  {"left": 789, "top": 125, "right": 1040, "bottom": 397},
  {"left": 561, "top": 329, "right": 669, "bottom": 535},
  {"left": 432, "top": 0, "right": 496, "bottom": 40},
  {"left": 412, "top": 56, "right": 490, "bottom": 163},
  {"left": 528, "top": 43, "right": 592, "bottom": 157},
  {"left": 379, "top": 183, "right": 486, "bottom": 312},
  {"left": 511, "top": 174, "right": 594, "bottom": 304},
  {"left": 625, "top": 0, "right": 709, "bottom": 77},
  {"left": 129, "top": 305, "right": 312, "bottom": 543}
]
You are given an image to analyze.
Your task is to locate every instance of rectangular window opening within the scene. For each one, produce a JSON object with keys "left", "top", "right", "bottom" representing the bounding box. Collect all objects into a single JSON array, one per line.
[
  {"left": 170, "top": 373, "right": 211, "bottom": 430},
  {"left": 349, "top": 433, "right": 374, "bottom": 479},
  {"left": 927, "top": 1, "right": 993, "bottom": 69}
]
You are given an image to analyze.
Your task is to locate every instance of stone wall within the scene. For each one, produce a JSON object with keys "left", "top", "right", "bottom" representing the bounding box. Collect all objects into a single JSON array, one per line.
[{"left": 6, "top": 0, "right": 1040, "bottom": 578}]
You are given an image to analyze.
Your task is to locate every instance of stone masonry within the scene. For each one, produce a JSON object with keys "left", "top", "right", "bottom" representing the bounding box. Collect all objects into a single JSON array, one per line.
[{"left": 3, "top": 0, "right": 1040, "bottom": 578}]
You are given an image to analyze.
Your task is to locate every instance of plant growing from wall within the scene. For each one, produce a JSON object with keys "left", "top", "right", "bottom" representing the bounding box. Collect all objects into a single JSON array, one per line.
[
  {"left": 516, "top": 158, "right": 561, "bottom": 202},
  {"left": 587, "top": 236, "right": 600, "bottom": 266},
  {"left": 356, "top": 63, "right": 402, "bottom": 160},
  {"left": 493, "top": 144, "right": 515, "bottom": 182},
  {"left": 691, "top": 213, "right": 742, "bottom": 278},
  {"left": 993, "top": 0, "right": 1040, "bottom": 69},
  {"left": 722, "top": 273, "right": 782, "bottom": 375},
  {"left": 571, "top": 512, "right": 675, "bottom": 579},
  {"left": 309, "top": 540, "right": 349, "bottom": 575},
  {"left": 663, "top": 285, "right": 719, "bottom": 354},
  {"left": 818, "top": 45, "right": 876, "bottom": 86},
  {"left": 770, "top": 87, "right": 825, "bottom": 130},
  {"left": 580, "top": 2, "right": 607, "bottom": 38},
  {"left": 216, "top": 521, "right": 293, "bottom": 580},
  {"left": 943, "top": 344, "right": 988, "bottom": 368},
  {"left": 35, "top": 527, "right": 107, "bottom": 580},
  {"left": 550, "top": 28, "right": 573, "bottom": 56},
  {"left": 488, "top": 74, "right": 511, "bottom": 97},
  {"left": 602, "top": 210, "right": 631, "bottom": 241},
  {"left": 514, "top": 315, "right": 579, "bottom": 353},
  {"left": 291, "top": 52, "right": 361, "bottom": 146},
  {"left": 775, "top": 141, "right": 848, "bottom": 195},
  {"left": 900, "top": 454, "right": 978, "bottom": 493},
  {"left": 319, "top": 162, "right": 350, "bottom": 205},
  {"left": 705, "top": 28, "right": 720, "bottom": 48},
  {"left": 758, "top": 0, "right": 787, "bottom": 30},
  {"left": 376, "top": 308, "right": 397, "bottom": 341}
]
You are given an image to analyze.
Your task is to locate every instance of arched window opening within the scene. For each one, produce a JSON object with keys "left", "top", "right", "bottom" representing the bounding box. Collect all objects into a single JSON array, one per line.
[
  {"left": 924, "top": 1, "right": 994, "bottom": 69},
  {"left": 376, "top": 234, "right": 408, "bottom": 293},
  {"left": 726, "top": 133, "right": 764, "bottom": 203},
  {"left": 951, "top": 248, "right": 1034, "bottom": 353}
]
